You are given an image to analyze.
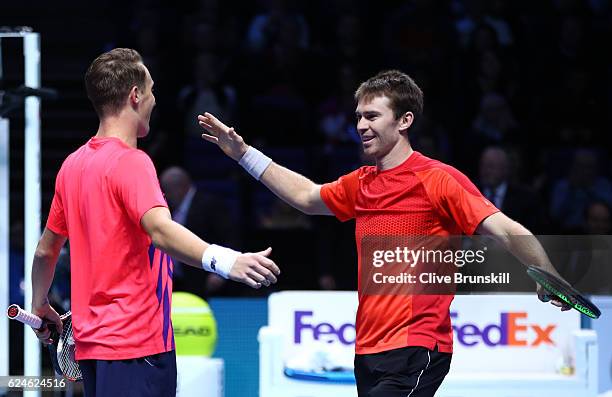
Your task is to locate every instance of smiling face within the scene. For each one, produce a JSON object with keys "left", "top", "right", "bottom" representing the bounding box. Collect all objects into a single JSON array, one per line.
[
  {"left": 353, "top": 70, "right": 423, "bottom": 168},
  {"left": 355, "top": 95, "right": 412, "bottom": 163}
]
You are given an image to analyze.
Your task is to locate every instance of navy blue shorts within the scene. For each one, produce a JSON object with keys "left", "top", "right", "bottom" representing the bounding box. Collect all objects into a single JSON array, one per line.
[{"left": 79, "top": 350, "right": 177, "bottom": 397}]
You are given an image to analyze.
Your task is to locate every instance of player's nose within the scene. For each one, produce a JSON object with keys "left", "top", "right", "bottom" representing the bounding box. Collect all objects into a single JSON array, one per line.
[{"left": 357, "top": 117, "right": 369, "bottom": 133}]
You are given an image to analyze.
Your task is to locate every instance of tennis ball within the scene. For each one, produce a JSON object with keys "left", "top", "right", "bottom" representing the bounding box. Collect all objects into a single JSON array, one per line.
[{"left": 171, "top": 292, "right": 217, "bottom": 356}]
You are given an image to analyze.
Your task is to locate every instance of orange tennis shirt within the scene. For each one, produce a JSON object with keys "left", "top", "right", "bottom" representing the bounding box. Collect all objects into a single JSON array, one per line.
[
  {"left": 46, "top": 136, "right": 174, "bottom": 360},
  {"left": 320, "top": 151, "right": 499, "bottom": 354}
]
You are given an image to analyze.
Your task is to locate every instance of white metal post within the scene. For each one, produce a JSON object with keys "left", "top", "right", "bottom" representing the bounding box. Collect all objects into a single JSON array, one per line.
[
  {"left": 23, "top": 32, "right": 42, "bottom": 397},
  {"left": 0, "top": 31, "right": 43, "bottom": 395},
  {"left": 0, "top": 117, "right": 9, "bottom": 379}
]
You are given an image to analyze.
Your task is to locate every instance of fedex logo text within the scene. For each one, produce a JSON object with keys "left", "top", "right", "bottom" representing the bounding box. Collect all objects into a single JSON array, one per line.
[
  {"left": 294, "top": 311, "right": 355, "bottom": 345},
  {"left": 451, "top": 311, "right": 556, "bottom": 347}
]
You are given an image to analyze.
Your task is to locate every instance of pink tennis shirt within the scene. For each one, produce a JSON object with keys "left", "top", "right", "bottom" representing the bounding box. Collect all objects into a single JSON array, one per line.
[{"left": 46, "top": 136, "right": 174, "bottom": 360}]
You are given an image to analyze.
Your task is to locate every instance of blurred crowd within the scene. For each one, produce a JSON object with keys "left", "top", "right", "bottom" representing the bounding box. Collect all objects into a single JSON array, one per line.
[
  {"left": 10, "top": 0, "right": 612, "bottom": 302},
  {"left": 107, "top": 0, "right": 612, "bottom": 295}
]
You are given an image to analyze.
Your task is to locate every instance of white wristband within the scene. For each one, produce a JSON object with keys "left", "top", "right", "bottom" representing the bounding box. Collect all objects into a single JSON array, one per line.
[
  {"left": 201, "top": 244, "right": 240, "bottom": 279},
  {"left": 238, "top": 146, "right": 272, "bottom": 180}
]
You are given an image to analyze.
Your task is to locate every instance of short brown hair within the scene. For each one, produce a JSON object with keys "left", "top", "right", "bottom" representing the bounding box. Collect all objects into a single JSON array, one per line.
[
  {"left": 355, "top": 70, "right": 424, "bottom": 119},
  {"left": 85, "top": 48, "right": 146, "bottom": 118}
]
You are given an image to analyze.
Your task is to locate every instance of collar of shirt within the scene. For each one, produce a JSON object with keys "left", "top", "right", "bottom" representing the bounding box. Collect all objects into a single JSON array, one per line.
[
  {"left": 492, "top": 182, "right": 508, "bottom": 209},
  {"left": 173, "top": 186, "right": 196, "bottom": 225}
]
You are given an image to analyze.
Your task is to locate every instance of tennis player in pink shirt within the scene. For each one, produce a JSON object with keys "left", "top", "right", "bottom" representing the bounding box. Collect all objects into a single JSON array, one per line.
[{"left": 30, "top": 48, "right": 280, "bottom": 397}]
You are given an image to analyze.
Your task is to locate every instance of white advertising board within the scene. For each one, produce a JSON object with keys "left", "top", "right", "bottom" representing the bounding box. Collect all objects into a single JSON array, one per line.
[
  {"left": 449, "top": 295, "right": 580, "bottom": 373},
  {"left": 259, "top": 291, "right": 586, "bottom": 397}
]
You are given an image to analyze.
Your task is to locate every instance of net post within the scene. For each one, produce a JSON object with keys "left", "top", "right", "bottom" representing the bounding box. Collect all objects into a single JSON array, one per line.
[
  {"left": 23, "top": 31, "right": 42, "bottom": 397},
  {"left": 0, "top": 116, "right": 9, "bottom": 379}
]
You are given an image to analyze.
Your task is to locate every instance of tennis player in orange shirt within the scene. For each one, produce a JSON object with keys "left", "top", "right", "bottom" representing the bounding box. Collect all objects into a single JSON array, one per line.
[{"left": 198, "top": 70, "right": 568, "bottom": 397}]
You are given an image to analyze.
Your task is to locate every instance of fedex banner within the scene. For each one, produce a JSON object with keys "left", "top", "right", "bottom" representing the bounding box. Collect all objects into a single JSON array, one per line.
[
  {"left": 449, "top": 296, "right": 579, "bottom": 372},
  {"left": 293, "top": 310, "right": 355, "bottom": 345},
  {"left": 268, "top": 291, "right": 580, "bottom": 374},
  {"left": 269, "top": 291, "right": 358, "bottom": 377}
]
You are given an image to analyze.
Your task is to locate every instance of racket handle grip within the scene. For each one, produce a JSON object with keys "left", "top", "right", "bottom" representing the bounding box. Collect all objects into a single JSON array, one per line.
[
  {"left": 7, "top": 304, "right": 43, "bottom": 329},
  {"left": 47, "top": 323, "right": 60, "bottom": 342}
]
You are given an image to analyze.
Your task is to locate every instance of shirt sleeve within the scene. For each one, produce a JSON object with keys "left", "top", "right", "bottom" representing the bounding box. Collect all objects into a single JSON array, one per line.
[
  {"left": 319, "top": 169, "right": 360, "bottom": 222},
  {"left": 46, "top": 169, "right": 68, "bottom": 237},
  {"left": 111, "top": 150, "right": 168, "bottom": 225},
  {"left": 421, "top": 167, "right": 499, "bottom": 235}
]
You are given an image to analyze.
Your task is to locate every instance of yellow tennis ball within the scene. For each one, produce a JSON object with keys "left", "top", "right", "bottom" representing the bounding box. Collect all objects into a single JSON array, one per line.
[{"left": 171, "top": 292, "right": 217, "bottom": 356}]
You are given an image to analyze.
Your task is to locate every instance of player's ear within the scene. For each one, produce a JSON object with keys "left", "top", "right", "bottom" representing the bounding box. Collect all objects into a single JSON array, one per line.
[
  {"left": 128, "top": 85, "right": 140, "bottom": 105},
  {"left": 398, "top": 111, "right": 414, "bottom": 133}
]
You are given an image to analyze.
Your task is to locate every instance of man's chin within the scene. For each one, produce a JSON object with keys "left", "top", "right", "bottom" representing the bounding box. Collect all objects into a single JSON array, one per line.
[{"left": 362, "top": 145, "right": 377, "bottom": 157}]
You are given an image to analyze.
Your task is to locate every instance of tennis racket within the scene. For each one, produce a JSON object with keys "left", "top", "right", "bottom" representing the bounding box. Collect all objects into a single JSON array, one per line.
[
  {"left": 7, "top": 304, "right": 82, "bottom": 381},
  {"left": 526, "top": 265, "right": 601, "bottom": 319}
]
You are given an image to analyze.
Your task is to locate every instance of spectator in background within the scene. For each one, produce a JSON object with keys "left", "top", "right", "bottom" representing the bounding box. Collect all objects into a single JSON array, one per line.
[
  {"left": 160, "top": 166, "right": 240, "bottom": 297},
  {"left": 411, "top": 131, "right": 451, "bottom": 164},
  {"left": 454, "top": 0, "right": 486, "bottom": 48},
  {"left": 467, "top": 22, "right": 501, "bottom": 55},
  {"left": 243, "top": 11, "right": 312, "bottom": 145},
  {"left": 478, "top": 146, "right": 546, "bottom": 232},
  {"left": 177, "top": 21, "right": 220, "bottom": 92},
  {"left": 460, "top": 91, "right": 518, "bottom": 171},
  {"left": 382, "top": 0, "right": 454, "bottom": 69},
  {"left": 546, "top": 68, "right": 603, "bottom": 143},
  {"left": 136, "top": 26, "right": 163, "bottom": 82},
  {"left": 556, "top": 201, "right": 612, "bottom": 293},
  {"left": 555, "top": 15, "right": 593, "bottom": 67},
  {"left": 184, "top": 0, "right": 242, "bottom": 57},
  {"left": 318, "top": 65, "right": 361, "bottom": 148},
  {"left": 183, "top": 0, "right": 219, "bottom": 27},
  {"left": 454, "top": 0, "right": 515, "bottom": 49},
  {"left": 407, "top": 70, "right": 452, "bottom": 163},
  {"left": 332, "top": 14, "right": 363, "bottom": 67},
  {"left": 192, "top": 22, "right": 219, "bottom": 53},
  {"left": 178, "top": 52, "right": 237, "bottom": 139},
  {"left": 452, "top": 23, "right": 517, "bottom": 135},
  {"left": 258, "top": 198, "right": 312, "bottom": 230},
  {"left": 246, "top": 0, "right": 309, "bottom": 53},
  {"left": 551, "top": 199, "right": 612, "bottom": 290},
  {"left": 478, "top": 50, "right": 504, "bottom": 94},
  {"left": 551, "top": 149, "right": 612, "bottom": 232},
  {"left": 474, "top": 50, "right": 518, "bottom": 101},
  {"left": 481, "top": 0, "right": 515, "bottom": 47},
  {"left": 584, "top": 201, "right": 612, "bottom": 235},
  {"left": 315, "top": 64, "right": 364, "bottom": 291},
  {"left": 471, "top": 92, "right": 518, "bottom": 144},
  {"left": 314, "top": 215, "right": 357, "bottom": 291},
  {"left": 460, "top": 29, "right": 519, "bottom": 110},
  {"left": 136, "top": 26, "right": 172, "bottom": 166}
]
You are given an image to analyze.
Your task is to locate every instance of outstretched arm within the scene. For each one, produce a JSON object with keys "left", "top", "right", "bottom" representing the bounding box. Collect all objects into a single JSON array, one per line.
[
  {"left": 198, "top": 113, "right": 332, "bottom": 216},
  {"left": 141, "top": 206, "right": 280, "bottom": 289},
  {"left": 259, "top": 162, "right": 332, "bottom": 216},
  {"left": 476, "top": 212, "right": 570, "bottom": 310}
]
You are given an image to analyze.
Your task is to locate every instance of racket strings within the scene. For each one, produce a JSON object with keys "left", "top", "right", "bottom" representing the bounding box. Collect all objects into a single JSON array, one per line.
[{"left": 57, "top": 313, "right": 82, "bottom": 381}]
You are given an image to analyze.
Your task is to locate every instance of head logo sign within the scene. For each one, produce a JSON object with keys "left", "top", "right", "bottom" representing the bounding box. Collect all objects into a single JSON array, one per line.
[
  {"left": 293, "top": 311, "right": 356, "bottom": 345},
  {"left": 451, "top": 311, "right": 556, "bottom": 347}
]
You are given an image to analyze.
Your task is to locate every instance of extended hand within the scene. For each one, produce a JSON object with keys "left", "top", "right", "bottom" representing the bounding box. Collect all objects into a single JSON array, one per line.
[
  {"left": 537, "top": 284, "right": 571, "bottom": 311},
  {"left": 198, "top": 112, "right": 249, "bottom": 161},
  {"left": 32, "top": 300, "right": 63, "bottom": 344},
  {"left": 229, "top": 247, "right": 280, "bottom": 289}
]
